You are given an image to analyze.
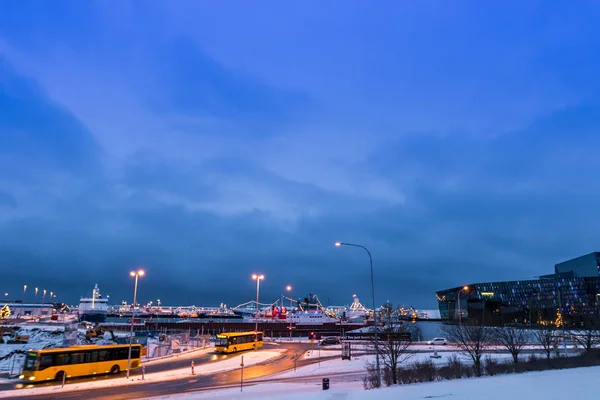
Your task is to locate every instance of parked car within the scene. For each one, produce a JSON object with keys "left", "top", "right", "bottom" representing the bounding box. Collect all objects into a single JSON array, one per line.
[
  {"left": 426, "top": 337, "right": 448, "bottom": 345},
  {"left": 319, "top": 337, "right": 341, "bottom": 346}
]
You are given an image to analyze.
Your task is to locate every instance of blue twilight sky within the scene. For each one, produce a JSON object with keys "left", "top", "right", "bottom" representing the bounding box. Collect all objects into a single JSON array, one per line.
[{"left": 1, "top": 0, "right": 600, "bottom": 308}]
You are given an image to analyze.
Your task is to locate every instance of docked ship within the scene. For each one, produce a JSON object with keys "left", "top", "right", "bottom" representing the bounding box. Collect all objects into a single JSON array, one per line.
[
  {"left": 289, "top": 309, "right": 339, "bottom": 324},
  {"left": 78, "top": 284, "right": 108, "bottom": 323}
]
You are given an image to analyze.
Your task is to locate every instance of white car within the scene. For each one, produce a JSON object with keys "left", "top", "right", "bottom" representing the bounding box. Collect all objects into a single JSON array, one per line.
[{"left": 426, "top": 337, "right": 448, "bottom": 345}]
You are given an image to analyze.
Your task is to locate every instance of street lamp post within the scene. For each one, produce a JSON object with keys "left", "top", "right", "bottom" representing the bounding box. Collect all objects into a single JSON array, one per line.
[
  {"left": 286, "top": 285, "right": 292, "bottom": 340},
  {"left": 127, "top": 269, "right": 145, "bottom": 379},
  {"left": 457, "top": 286, "right": 469, "bottom": 325},
  {"left": 335, "top": 241, "right": 381, "bottom": 388},
  {"left": 252, "top": 274, "right": 264, "bottom": 333}
]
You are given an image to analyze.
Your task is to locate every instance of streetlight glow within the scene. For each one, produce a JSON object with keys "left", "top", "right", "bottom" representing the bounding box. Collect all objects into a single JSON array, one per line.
[
  {"left": 457, "top": 286, "right": 470, "bottom": 325},
  {"left": 286, "top": 284, "right": 293, "bottom": 340},
  {"left": 127, "top": 269, "right": 145, "bottom": 379},
  {"left": 334, "top": 240, "right": 381, "bottom": 387},
  {"left": 252, "top": 274, "right": 265, "bottom": 334}
]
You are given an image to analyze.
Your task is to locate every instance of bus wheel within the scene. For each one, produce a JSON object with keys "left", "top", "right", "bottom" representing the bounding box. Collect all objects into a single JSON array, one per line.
[
  {"left": 55, "top": 371, "right": 65, "bottom": 382},
  {"left": 110, "top": 365, "right": 120, "bottom": 374}
]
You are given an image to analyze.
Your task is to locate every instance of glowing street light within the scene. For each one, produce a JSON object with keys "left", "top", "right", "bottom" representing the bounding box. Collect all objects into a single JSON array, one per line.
[
  {"left": 457, "top": 286, "right": 469, "bottom": 325},
  {"left": 42, "top": 289, "right": 47, "bottom": 304},
  {"left": 286, "top": 285, "right": 293, "bottom": 340},
  {"left": 127, "top": 269, "right": 145, "bottom": 379},
  {"left": 35, "top": 287, "right": 38, "bottom": 298},
  {"left": 252, "top": 274, "right": 265, "bottom": 334},
  {"left": 23, "top": 285, "right": 27, "bottom": 294},
  {"left": 334, "top": 241, "right": 381, "bottom": 387}
]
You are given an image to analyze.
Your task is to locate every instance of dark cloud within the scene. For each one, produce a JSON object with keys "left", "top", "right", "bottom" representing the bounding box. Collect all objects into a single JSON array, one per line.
[
  {"left": 0, "top": 57, "right": 105, "bottom": 179},
  {"left": 3, "top": 102, "right": 600, "bottom": 308},
  {"left": 144, "top": 37, "right": 313, "bottom": 123},
  {"left": 3, "top": 2, "right": 600, "bottom": 311}
]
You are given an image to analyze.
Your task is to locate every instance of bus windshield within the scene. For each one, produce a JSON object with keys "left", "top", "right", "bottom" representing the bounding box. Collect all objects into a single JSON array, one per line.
[{"left": 23, "top": 353, "right": 37, "bottom": 371}]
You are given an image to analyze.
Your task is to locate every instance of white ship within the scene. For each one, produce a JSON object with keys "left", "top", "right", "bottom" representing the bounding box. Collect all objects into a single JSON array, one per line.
[
  {"left": 344, "top": 296, "right": 371, "bottom": 322},
  {"left": 78, "top": 284, "right": 108, "bottom": 323},
  {"left": 289, "top": 309, "right": 339, "bottom": 325}
]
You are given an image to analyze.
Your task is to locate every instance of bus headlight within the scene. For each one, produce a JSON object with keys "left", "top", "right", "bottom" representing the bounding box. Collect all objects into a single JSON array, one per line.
[
  {"left": 29, "top": 377, "right": 35, "bottom": 381},
  {"left": 19, "top": 375, "right": 24, "bottom": 379}
]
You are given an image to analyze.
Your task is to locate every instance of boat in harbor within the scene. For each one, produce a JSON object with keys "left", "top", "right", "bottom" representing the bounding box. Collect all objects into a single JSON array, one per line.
[{"left": 78, "top": 284, "right": 108, "bottom": 323}]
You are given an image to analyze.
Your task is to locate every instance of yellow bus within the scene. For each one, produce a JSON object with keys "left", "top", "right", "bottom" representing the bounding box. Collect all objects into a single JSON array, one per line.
[
  {"left": 19, "top": 344, "right": 142, "bottom": 382},
  {"left": 215, "top": 331, "right": 264, "bottom": 353}
]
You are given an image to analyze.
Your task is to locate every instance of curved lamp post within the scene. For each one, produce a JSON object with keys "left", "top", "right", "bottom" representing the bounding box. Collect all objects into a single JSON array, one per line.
[
  {"left": 252, "top": 274, "right": 265, "bottom": 333},
  {"left": 335, "top": 241, "right": 381, "bottom": 387},
  {"left": 457, "top": 286, "right": 469, "bottom": 325},
  {"left": 127, "top": 269, "right": 144, "bottom": 379}
]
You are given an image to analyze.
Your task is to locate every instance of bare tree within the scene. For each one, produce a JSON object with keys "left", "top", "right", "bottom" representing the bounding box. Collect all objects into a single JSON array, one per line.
[
  {"left": 493, "top": 326, "right": 529, "bottom": 364},
  {"left": 442, "top": 322, "right": 492, "bottom": 376},
  {"left": 572, "top": 315, "right": 600, "bottom": 353},
  {"left": 534, "top": 325, "right": 555, "bottom": 361},
  {"left": 573, "top": 282, "right": 600, "bottom": 353},
  {"left": 371, "top": 303, "right": 414, "bottom": 385}
]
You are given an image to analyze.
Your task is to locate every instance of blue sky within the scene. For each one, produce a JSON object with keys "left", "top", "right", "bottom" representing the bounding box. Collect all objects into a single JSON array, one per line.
[{"left": 1, "top": 1, "right": 600, "bottom": 308}]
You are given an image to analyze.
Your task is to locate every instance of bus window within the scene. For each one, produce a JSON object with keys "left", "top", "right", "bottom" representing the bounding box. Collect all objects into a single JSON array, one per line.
[
  {"left": 71, "top": 353, "right": 85, "bottom": 364},
  {"left": 56, "top": 353, "right": 71, "bottom": 366},
  {"left": 39, "top": 354, "right": 53, "bottom": 370},
  {"left": 85, "top": 351, "right": 98, "bottom": 363},
  {"left": 23, "top": 353, "right": 37, "bottom": 371},
  {"left": 99, "top": 350, "right": 110, "bottom": 362},
  {"left": 131, "top": 347, "right": 140, "bottom": 359}
]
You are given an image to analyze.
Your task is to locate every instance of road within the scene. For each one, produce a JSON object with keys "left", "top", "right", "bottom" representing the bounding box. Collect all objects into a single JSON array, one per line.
[
  {"left": 3, "top": 342, "right": 577, "bottom": 399},
  {"left": 1, "top": 342, "right": 340, "bottom": 399}
]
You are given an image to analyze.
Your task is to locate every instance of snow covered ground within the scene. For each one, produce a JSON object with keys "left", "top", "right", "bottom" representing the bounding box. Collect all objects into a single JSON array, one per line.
[
  {"left": 151, "top": 365, "right": 600, "bottom": 400},
  {"left": 281, "top": 351, "right": 519, "bottom": 378},
  {"left": 0, "top": 327, "right": 66, "bottom": 375},
  {"left": 0, "top": 349, "right": 286, "bottom": 398}
]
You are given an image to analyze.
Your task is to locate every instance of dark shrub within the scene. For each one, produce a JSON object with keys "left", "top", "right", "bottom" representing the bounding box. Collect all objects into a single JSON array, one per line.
[{"left": 362, "top": 361, "right": 380, "bottom": 389}]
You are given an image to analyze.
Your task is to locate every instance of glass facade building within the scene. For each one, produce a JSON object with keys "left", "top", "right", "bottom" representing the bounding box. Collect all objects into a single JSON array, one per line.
[{"left": 436, "top": 253, "right": 600, "bottom": 326}]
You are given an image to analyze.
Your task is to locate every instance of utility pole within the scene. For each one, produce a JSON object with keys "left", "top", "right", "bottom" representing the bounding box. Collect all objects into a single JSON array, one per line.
[{"left": 240, "top": 355, "right": 244, "bottom": 392}]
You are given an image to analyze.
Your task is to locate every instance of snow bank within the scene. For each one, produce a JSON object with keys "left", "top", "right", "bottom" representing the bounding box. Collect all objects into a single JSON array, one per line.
[{"left": 150, "top": 365, "right": 600, "bottom": 400}]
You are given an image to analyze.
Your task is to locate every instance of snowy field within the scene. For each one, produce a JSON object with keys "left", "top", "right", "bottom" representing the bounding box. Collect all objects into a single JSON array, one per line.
[
  {"left": 280, "top": 351, "right": 519, "bottom": 378},
  {"left": 0, "top": 349, "right": 286, "bottom": 398},
  {"left": 152, "top": 365, "right": 600, "bottom": 400},
  {"left": 0, "top": 326, "right": 66, "bottom": 375}
]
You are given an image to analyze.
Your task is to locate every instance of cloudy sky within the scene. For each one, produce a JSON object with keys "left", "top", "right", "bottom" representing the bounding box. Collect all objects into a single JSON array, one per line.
[{"left": 1, "top": 1, "right": 600, "bottom": 308}]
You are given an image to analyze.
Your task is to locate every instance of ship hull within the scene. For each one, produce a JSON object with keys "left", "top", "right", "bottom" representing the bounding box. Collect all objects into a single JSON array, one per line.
[{"left": 79, "top": 312, "right": 107, "bottom": 323}]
